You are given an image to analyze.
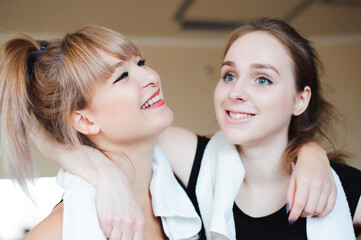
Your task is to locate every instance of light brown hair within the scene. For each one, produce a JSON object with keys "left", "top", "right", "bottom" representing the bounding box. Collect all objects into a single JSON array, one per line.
[{"left": 0, "top": 25, "right": 140, "bottom": 191}]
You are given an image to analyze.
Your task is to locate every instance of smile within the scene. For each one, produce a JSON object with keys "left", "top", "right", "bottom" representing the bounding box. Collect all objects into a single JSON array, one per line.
[
  {"left": 228, "top": 111, "right": 255, "bottom": 119},
  {"left": 141, "top": 90, "right": 162, "bottom": 109}
]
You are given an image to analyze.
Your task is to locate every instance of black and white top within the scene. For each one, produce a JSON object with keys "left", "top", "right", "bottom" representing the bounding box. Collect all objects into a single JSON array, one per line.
[{"left": 182, "top": 136, "right": 361, "bottom": 239}]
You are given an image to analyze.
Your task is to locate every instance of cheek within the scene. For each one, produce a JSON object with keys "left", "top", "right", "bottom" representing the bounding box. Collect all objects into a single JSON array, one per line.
[
  {"left": 258, "top": 89, "right": 296, "bottom": 120},
  {"left": 91, "top": 90, "right": 138, "bottom": 125},
  {"left": 214, "top": 82, "right": 226, "bottom": 109}
]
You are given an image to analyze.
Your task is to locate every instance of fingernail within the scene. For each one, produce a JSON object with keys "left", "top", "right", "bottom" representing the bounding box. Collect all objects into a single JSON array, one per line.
[
  {"left": 289, "top": 219, "right": 295, "bottom": 225},
  {"left": 285, "top": 203, "right": 289, "bottom": 214}
]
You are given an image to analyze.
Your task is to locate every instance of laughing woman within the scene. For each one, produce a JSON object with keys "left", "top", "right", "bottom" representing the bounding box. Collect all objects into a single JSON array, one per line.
[{"left": 0, "top": 26, "right": 202, "bottom": 240}]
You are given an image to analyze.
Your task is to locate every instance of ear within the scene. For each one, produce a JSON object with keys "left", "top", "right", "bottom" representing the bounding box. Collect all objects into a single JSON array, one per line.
[
  {"left": 293, "top": 86, "right": 311, "bottom": 116},
  {"left": 70, "top": 110, "right": 100, "bottom": 135}
]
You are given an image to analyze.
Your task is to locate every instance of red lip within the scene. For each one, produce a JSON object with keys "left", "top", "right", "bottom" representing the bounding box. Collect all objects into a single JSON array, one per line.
[
  {"left": 145, "top": 99, "right": 165, "bottom": 110},
  {"left": 144, "top": 89, "right": 160, "bottom": 104}
]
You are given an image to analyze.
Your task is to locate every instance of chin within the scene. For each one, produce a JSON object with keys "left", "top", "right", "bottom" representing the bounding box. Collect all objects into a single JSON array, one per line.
[
  {"left": 222, "top": 130, "right": 240, "bottom": 145},
  {"left": 221, "top": 127, "right": 249, "bottom": 145},
  {"left": 157, "top": 108, "right": 174, "bottom": 133}
]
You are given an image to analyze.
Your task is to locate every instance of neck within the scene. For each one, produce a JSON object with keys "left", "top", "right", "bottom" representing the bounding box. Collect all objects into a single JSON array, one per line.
[
  {"left": 89, "top": 135, "right": 165, "bottom": 237},
  {"left": 237, "top": 131, "right": 290, "bottom": 186},
  {"left": 94, "top": 136, "right": 156, "bottom": 196}
]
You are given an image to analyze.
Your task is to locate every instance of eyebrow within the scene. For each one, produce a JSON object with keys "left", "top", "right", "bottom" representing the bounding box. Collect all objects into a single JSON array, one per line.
[
  {"left": 113, "top": 62, "right": 124, "bottom": 68},
  {"left": 251, "top": 63, "right": 280, "bottom": 76},
  {"left": 221, "top": 61, "right": 236, "bottom": 68}
]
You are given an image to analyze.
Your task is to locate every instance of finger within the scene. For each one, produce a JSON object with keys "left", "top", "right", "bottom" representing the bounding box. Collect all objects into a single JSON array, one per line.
[
  {"left": 313, "top": 183, "right": 331, "bottom": 216},
  {"left": 286, "top": 175, "right": 296, "bottom": 213},
  {"left": 133, "top": 231, "right": 145, "bottom": 240},
  {"left": 299, "top": 187, "right": 320, "bottom": 218},
  {"left": 121, "top": 218, "right": 135, "bottom": 240},
  {"left": 99, "top": 218, "right": 112, "bottom": 239},
  {"left": 108, "top": 229, "right": 122, "bottom": 240},
  {"left": 289, "top": 182, "right": 309, "bottom": 223},
  {"left": 317, "top": 185, "right": 337, "bottom": 217},
  {"left": 133, "top": 217, "right": 145, "bottom": 240},
  {"left": 29, "top": 119, "right": 41, "bottom": 140},
  {"left": 119, "top": 230, "right": 134, "bottom": 240}
]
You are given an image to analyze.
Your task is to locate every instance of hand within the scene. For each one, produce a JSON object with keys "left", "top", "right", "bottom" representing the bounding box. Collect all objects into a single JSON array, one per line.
[
  {"left": 96, "top": 170, "right": 145, "bottom": 240},
  {"left": 287, "top": 142, "right": 337, "bottom": 223},
  {"left": 30, "top": 122, "right": 145, "bottom": 239}
]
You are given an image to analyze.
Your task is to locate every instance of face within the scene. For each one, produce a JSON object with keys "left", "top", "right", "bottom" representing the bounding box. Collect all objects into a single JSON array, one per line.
[
  {"left": 214, "top": 31, "right": 306, "bottom": 147},
  {"left": 83, "top": 52, "right": 173, "bottom": 145}
]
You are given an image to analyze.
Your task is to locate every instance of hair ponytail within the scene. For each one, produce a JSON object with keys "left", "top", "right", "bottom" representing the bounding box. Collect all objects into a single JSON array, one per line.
[
  {"left": 0, "top": 34, "right": 41, "bottom": 191},
  {"left": 1, "top": 26, "right": 141, "bottom": 192}
]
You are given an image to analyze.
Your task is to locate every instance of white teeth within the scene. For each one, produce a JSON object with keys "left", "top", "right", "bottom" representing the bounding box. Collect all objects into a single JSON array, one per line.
[
  {"left": 141, "top": 94, "right": 161, "bottom": 109},
  {"left": 229, "top": 112, "right": 253, "bottom": 119}
]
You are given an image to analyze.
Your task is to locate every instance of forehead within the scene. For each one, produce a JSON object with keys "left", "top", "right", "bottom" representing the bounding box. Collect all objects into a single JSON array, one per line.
[
  {"left": 225, "top": 31, "right": 294, "bottom": 72},
  {"left": 98, "top": 50, "right": 125, "bottom": 66},
  {"left": 97, "top": 50, "right": 140, "bottom": 67}
]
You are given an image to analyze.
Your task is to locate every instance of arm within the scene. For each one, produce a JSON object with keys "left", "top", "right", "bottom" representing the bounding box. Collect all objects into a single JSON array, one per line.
[
  {"left": 160, "top": 131, "right": 339, "bottom": 224},
  {"left": 23, "top": 202, "right": 63, "bottom": 240},
  {"left": 157, "top": 126, "right": 198, "bottom": 187},
  {"left": 30, "top": 125, "right": 145, "bottom": 240},
  {"left": 287, "top": 142, "right": 336, "bottom": 222}
]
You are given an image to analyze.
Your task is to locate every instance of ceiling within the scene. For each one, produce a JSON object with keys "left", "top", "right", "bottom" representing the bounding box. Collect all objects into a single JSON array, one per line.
[{"left": 0, "top": 0, "right": 360, "bottom": 40}]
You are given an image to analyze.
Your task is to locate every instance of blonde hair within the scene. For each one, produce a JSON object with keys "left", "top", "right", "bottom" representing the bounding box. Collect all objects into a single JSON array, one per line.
[{"left": 0, "top": 25, "right": 140, "bottom": 191}]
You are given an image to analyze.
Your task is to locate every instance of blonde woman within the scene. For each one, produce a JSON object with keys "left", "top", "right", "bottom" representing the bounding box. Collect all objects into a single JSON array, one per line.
[{"left": 0, "top": 26, "right": 202, "bottom": 240}]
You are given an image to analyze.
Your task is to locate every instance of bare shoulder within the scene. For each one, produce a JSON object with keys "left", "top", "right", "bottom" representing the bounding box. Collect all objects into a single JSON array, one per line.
[
  {"left": 23, "top": 202, "right": 63, "bottom": 240},
  {"left": 157, "top": 126, "right": 197, "bottom": 186}
]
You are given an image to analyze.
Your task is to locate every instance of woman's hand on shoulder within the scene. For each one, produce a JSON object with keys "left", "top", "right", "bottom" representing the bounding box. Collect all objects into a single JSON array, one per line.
[
  {"left": 287, "top": 142, "right": 336, "bottom": 223},
  {"left": 157, "top": 126, "right": 197, "bottom": 186},
  {"left": 95, "top": 168, "right": 145, "bottom": 240}
]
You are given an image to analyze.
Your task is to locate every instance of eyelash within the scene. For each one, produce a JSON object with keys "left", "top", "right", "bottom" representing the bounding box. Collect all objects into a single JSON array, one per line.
[
  {"left": 112, "top": 59, "right": 146, "bottom": 84},
  {"left": 113, "top": 72, "right": 128, "bottom": 84},
  {"left": 222, "top": 73, "right": 274, "bottom": 86},
  {"left": 222, "top": 73, "right": 236, "bottom": 82},
  {"left": 137, "top": 59, "right": 145, "bottom": 66},
  {"left": 256, "top": 76, "right": 273, "bottom": 85}
]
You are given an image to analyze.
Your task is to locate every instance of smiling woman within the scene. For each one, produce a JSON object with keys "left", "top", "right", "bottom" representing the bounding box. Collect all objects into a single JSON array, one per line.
[
  {"left": 0, "top": 25, "right": 200, "bottom": 240},
  {"left": 206, "top": 18, "right": 361, "bottom": 239},
  {"left": 215, "top": 30, "right": 311, "bottom": 150}
]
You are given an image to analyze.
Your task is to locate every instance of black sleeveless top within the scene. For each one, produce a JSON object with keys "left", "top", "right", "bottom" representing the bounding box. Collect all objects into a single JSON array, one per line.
[{"left": 183, "top": 136, "right": 361, "bottom": 239}]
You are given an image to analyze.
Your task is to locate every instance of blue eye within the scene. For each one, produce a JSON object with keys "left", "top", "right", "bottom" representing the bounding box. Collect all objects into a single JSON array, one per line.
[
  {"left": 256, "top": 76, "right": 272, "bottom": 85},
  {"left": 113, "top": 72, "right": 128, "bottom": 84},
  {"left": 224, "top": 73, "right": 236, "bottom": 82},
  {"left": 137, "top": 59, "right": 145, "bottom": 67}
]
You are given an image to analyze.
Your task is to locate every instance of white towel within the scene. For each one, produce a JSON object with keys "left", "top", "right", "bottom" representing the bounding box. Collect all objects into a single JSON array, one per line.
[
  {"left": 57, "top": 145, "right": 202, "bottom": 240},
  {"left": 196, "top": 131, "right": 355, "bottom": 240}
]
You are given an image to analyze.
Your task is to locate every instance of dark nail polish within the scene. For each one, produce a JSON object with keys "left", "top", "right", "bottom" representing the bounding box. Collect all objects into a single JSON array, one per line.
[
  {"left": 285, "top": 203, "right": 289, "bottom": 214},
  {"left": 289, "top": 219, "right": 295, "bottom": 225}
]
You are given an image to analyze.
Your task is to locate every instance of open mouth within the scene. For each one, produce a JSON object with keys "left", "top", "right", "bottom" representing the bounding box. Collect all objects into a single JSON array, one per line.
[
  {"left": 227, "top": 111, "right": 255, "bottom": 120},
  {"left": 141, "top": 89, "right": 162, "bottom": 109}
]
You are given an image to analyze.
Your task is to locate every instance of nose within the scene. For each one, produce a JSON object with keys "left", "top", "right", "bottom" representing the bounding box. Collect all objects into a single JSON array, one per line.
[
  {"left": 139, "top": 67, "right": 159, "bottom": 89},
  {"left": 228, "top": 79, "right": 248, "bottom": 102}
]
